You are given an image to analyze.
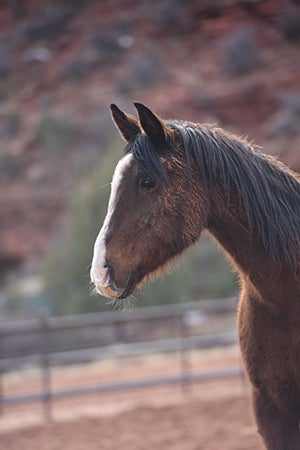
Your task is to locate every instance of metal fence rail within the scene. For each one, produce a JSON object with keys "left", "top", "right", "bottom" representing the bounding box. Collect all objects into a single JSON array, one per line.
[
  {"left": 0, "top": 297, "right": 243, "bottom": 422},
  {"left": 3, "top": 367, "right": 243, "bottom": 405}
]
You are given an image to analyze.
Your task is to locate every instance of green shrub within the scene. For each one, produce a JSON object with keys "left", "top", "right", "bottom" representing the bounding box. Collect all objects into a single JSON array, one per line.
[{"left": 44, "top": 142, "right": 120, "bottom": 315}]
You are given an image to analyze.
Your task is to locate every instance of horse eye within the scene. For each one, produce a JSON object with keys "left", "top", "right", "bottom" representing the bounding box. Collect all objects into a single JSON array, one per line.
[{"left": 139, "top": 178, "right": 156, "bottom": 192}]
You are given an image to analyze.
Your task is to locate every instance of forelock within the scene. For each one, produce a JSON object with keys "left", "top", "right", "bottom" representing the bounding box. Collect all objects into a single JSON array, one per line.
[{"left": 125, "top": 133, "right": 168, "bottom": 183}]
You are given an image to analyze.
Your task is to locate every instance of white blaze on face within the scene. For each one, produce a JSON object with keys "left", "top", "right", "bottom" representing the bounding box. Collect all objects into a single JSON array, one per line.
[{"left": 90, "top": 153, "right": 133, "bottom": 296}]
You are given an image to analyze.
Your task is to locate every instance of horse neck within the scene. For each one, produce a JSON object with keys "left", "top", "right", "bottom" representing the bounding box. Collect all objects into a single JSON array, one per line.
[
  {"left": 206, "top": 190, "right": 293, "bottom": 302},
  {"left": 179, "top": 123, "right": 300, "bottom": 302}
]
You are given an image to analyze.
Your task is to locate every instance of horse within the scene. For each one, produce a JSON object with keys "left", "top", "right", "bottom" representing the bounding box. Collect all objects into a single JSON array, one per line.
[{"left": 90, "top": 102, "right": 300, "bottom": 449}]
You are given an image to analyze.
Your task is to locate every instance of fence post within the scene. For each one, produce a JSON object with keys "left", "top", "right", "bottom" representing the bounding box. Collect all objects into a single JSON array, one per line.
[
  {"left": 39, "top": 312, "right": 52, "bottom": 422},
  {"left": 179, "top": 311, "right": 192, "bottom": 395}
]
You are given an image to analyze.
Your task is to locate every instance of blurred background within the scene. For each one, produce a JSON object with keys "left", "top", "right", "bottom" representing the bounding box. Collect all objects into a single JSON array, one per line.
[
  {"left": 0, "top": 1, "right": 300, "bottom": 449},
  {"left": 2, "top": 0, "right": 300, "bottom": 317}
]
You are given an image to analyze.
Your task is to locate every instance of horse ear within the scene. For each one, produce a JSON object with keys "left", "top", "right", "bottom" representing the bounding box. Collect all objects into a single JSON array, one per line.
[
  {"left": 110, "top": 104, "right": 140, "bottom": 142},
  {"left": 134, "top": 102, "right": 168, "bottom": 147}
]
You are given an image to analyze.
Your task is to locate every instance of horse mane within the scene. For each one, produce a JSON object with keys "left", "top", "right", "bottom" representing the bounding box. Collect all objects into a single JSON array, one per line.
[{"left": 128, "top": 120, "right": 300, "bottom": 269}]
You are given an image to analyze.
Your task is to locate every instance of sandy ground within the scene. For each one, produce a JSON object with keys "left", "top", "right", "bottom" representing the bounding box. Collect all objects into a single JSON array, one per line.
[
  {"left": 1, "top": 394, "right": 264, "bottom": 450},
  {"left": 0, "top": 347, "right": 265, "bottom": 450}
]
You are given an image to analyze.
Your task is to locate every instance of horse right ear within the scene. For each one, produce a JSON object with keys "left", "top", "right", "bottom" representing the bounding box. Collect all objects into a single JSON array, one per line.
[{"left": 110, "top": 104, "right": 141, "bottom": 142}]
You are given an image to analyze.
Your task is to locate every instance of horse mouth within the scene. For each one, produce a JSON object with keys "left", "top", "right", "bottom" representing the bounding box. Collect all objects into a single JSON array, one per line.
[
  {"left": 117, "top": 271, "right": 136, "bottom": 299},
  {"left": 93, "top": 270, "right": 139, "bottom": 300}
]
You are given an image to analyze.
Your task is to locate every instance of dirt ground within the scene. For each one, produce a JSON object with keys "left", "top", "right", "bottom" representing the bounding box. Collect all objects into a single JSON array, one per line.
[
  {"left": 0, "top": 347, "right": 265, "bottom": 450},
  {"left": 1, "top": 392, "right": 264, "bottom": 450}
]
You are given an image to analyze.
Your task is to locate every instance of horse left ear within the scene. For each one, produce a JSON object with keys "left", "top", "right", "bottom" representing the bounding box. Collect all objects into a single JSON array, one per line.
[
  {"left": 134, "top": 102, "right": 169, "bottom": 148},
  {"left": 110, "top": 104, "right": 141, "bottom": 142}
]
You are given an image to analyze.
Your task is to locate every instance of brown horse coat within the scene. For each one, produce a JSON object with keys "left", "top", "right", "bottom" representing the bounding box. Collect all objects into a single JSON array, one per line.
[{"left": 91, "top": 103, "right": 300, "bottom": 450}]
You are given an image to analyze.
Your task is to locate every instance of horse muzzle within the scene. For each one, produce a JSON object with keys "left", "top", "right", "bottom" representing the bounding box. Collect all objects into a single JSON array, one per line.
[
  {"left": 90, "top": 263, "right": 116, "bottom": 298},
  {"left": 91, "top": 263, "right": 136, "bottom": 299}
]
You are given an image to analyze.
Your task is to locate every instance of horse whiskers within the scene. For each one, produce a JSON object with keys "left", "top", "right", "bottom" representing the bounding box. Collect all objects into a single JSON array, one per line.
[
  {"left": 89, "top": 281, "right": 98, "bottom": 297},
  {"left": 97, "top": 182, "right": 111, "bottom": 191},
  {"left": 126, "top": 295, "right": 138, "bottom": 309},
  {"left": 107, "top": 298, "right": 121, "bottom": 310},
  {"left": 84, "top": 263, "right": 92, "bottom": 274},
  {"left": 107, "top": 295, "right": 138, "bottom": 311}
]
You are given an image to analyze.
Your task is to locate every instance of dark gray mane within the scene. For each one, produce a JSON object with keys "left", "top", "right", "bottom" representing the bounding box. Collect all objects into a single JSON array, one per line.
[{"left": 129, "top": 120, "right": 300, "bottom": 269}]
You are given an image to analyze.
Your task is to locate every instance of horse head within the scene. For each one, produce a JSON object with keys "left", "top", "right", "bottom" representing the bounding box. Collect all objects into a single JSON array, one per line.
[{"left": 90, "top": 103, "right": 208, "bottom": 299}]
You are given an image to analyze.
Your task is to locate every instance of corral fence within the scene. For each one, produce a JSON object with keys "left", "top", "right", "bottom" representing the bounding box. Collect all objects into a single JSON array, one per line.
[{"left": 0, "top": 297, "right": 244, "bottom": 422}]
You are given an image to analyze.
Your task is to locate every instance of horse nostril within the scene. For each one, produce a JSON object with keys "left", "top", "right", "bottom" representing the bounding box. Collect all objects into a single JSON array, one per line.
[{"left": 102, "top": 262, "right": 114, "bottom": 288}]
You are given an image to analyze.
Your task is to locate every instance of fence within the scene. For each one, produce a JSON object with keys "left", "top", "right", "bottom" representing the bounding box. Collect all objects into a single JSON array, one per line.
[{"left": 0, "top": 297, "right": 243, "bottom": 422}]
